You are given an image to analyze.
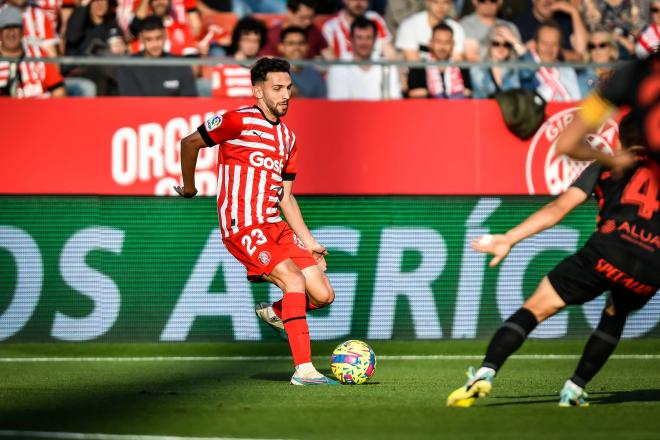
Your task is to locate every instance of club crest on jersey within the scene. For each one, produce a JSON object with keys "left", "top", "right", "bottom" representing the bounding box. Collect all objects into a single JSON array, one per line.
[
  {"left": 526, "top": 108, "right": 618, "bottom": 195},
  {"left": 600, "top": 219, "right": 617, "bottom": 234},
  {"left": 206, "top": 115, "right": 222, "bottom": 131},
  {"left": 258, "top": 251, "right": 271, "bottom": 266}
]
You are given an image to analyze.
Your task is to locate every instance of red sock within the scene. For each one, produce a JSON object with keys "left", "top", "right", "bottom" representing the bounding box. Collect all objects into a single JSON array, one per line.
[
  {"left": 306, "top": 297, "right": 322, "bottom": 311},
  {"left": 273, "top": 296, "right": 323, "bottom": 317},
  {"left": 282, "top": 292, "right": 311, "bottom": 366},
  {"left": 272, "top": 299, "right": 283, "bottom": 318}
]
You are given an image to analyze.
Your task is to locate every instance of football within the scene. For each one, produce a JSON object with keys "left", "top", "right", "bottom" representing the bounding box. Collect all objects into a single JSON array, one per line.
[{"left": 330, "top": 340, "right": 377, "bottom": 385}]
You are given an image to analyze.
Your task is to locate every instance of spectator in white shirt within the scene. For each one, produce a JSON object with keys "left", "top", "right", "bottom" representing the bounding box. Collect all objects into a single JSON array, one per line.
[
  {"left": 395, "top": 0, "right": 465, "bottom": 60},
  {"left": 518, "top": 21, "right": 581, "bottom": 102},
  {"left": 322, "top": 0, "right": 396, "bottom": 60},
  {"left": 327, "top": 16, "right": 401, "bottom": 99},
  {"left": 459, "top": 0, "right": 521, "bottom": 61}
]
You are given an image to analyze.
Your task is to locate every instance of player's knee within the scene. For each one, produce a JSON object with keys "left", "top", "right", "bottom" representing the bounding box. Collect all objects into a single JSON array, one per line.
[
  {"left": 317, "top": 284, "right": 335, "bottom": 306},
  {"left": 282, "top": 270, "right": 306, "bottom": 293},
  {"left": 326, "top": 285, "right": 335, "bottom": 305},
  {"left": 525, "top": 302, "right": 561, "bottom": 323},
  {"left": 524, "top": 277, "right": 566, "bottom": 322}
]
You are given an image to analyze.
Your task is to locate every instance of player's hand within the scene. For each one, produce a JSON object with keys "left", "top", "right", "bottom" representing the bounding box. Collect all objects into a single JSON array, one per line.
[
  {"left": 608, "top": 150, "right": 637, "bottom": 179},
  {"left": 470, "top": 234, "right": 512, "bottom": 267},
  {"left": 173, "top": 185, "right": 198, "bottom": 198},
  {"left": 308, "top": 243, "right": 328, "bottom": 272}
]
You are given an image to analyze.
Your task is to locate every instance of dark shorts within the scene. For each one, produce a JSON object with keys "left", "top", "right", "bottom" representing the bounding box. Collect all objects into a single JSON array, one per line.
[{"left": 547, "top": 244, "right": 659, "bottom": 314}]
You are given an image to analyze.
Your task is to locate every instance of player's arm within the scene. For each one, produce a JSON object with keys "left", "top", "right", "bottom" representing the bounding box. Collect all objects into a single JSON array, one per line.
[
  {"left": 174, "top": 131, "right": 207, "bottom": 197},
  {"left": 280, "top": 180, "right": 328, "bottom": 270},
  {"left": 175, "top": 112, "right": 241, "bottom": 197},
  {"left": 556, "top": 61, "right": 639, "bottom": 175},
  {"left": 472, "top": 164, "right": 597, "bottom": 267},
  {"left": 555, "top": 93, "right": 619, "bottom": 162}
]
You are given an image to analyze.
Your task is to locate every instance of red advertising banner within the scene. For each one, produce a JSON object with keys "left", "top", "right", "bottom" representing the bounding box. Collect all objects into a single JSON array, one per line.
[{"left": 1, "top": 99, "right": 619, "bottom": 195}]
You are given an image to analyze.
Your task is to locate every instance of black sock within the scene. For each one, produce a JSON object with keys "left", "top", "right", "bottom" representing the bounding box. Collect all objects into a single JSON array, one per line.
[
  {"left": 482, "top": 308, "right": 538, "bottom": 371},
  {"left": 571, "top": 310, "right": 626, "bottom": 388}
]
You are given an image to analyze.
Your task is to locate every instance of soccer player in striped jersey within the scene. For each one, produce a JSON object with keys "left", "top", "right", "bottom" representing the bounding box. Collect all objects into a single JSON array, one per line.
[{"left": 175, "top": 57, "right": 338, "bottom": 386}]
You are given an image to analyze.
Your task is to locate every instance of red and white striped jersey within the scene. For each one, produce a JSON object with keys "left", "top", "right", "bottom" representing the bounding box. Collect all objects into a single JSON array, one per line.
[
  {"left": 33, "top": 0, "right": 62, "bottom": 30},
  {"left": 171, "top": 0, "right": 196, "bottom": 26},
  {"left": 321, "top": 10, "right": 390, "bottom": 60},
  {"left": 0, "top": 43, "right": 64, "bottom": 98},
  {"left": 636, "top": 24, "right": 660, "bottom": 58},
  {"left": 117, "top": 0, "right": 196, "bottom": 34},
  {"left": 0, "top": 4, "right": 59, "bottom": 50},
  {"left": 198, "top": 106, "right": 298, "bottom": 237},
  {"left": 210, "top": 64, "right": 252, "bottom": 98},
  {"left": 116, "top": 0, "right": 135, "bottom": 32}
]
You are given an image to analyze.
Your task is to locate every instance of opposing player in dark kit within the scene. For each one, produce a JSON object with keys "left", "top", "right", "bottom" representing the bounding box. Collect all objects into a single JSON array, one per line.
[{"left": 447, "top": 114, "right": 660, "bottom": 407}]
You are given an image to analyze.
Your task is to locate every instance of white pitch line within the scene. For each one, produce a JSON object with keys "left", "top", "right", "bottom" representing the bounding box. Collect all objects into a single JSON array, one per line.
[
  {"left": 0, "top": 354, "right": 659, "bottom": 362},
  {"left": 0, "top": 431, "right": 291, "bottom": 440}
]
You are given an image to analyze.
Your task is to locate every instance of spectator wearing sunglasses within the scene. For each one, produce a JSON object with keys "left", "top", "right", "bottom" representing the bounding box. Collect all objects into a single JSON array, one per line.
[
  {"left": 636, "top": 0, "right": 660, "bottom": 58},
  {"left": 460, "top": 0, "right": 521, "bottom": 61},
  {"left": 469, "top": 24, "right": 523, "bottom": 98},
  {"left": 582, "top": 0, "right": 645, "bottom": 58},
  {"left": 577, "top": 28, "right": 618, "bottom": 96},
  {"left": 513, "top": 0, "right": 588, "bottom": 60}
]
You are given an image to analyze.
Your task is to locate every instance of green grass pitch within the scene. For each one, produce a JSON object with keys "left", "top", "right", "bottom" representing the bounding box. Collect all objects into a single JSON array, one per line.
[{"left": 1, "top": 340, "right": 660, "bottom": 440}]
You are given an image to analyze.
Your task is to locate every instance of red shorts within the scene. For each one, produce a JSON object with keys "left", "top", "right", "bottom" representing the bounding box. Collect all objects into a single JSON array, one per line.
[{"left": 223, "top": 222, "right": 317, "bottom": 282}]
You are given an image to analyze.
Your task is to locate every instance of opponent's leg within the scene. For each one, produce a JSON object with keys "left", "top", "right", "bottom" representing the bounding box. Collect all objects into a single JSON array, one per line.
[
  {"left": 560, "top": 294, "right": 632, "bottom": 407},
  {"left": 266, "top": 259, "right": 337, "bottom": 385},
  {"left": 447, "top": 277, "right": 566, "bottom": 407}
]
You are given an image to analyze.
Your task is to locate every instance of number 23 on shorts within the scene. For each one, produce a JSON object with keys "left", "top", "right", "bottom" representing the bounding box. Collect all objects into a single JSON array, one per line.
[{"left": 241, "top": 228, "right": 268, "bottom": 256}]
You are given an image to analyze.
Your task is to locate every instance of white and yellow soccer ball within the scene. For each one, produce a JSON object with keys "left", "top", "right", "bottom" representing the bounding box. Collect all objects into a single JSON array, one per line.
[{"left": 330, "top": 340, "right": 376, "bottom": 385}]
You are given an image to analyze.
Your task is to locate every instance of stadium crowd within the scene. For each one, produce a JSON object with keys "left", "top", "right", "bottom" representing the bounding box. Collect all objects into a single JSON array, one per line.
[{"left": 0, "top": 0, "right": 657, "bottom": 98}]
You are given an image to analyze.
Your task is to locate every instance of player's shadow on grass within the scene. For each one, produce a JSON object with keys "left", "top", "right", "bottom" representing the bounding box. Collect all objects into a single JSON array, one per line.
[
  {"left": 483, "top": 389, "right": 660, "bottom": 406},
  {"left": 589, "top": 389, "right": 660, "bottom": 404},
  {"left": 0, "top": 361, "right": 256, "bottom": 431},
  {"left": 485, "top": 394, "right": 558, "bottom": 406},
  {"left": 251, "top": 372, "right": 292, "bottom": 381},
  {"left": 250, "top": 370, "right": 380, "bottom": 385}
]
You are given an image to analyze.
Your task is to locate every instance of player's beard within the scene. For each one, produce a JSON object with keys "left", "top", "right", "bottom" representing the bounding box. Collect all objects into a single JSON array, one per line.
[{"left": 264, "top": 95, "right": 288, "bottom": 117}]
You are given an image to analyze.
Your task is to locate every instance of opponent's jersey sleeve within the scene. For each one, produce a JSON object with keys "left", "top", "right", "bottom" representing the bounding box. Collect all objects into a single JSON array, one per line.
[
  {"left": 571, "top": 162, "right": 601, "bottom": 196},
  {"left": 282, "top": 139, "right": 298, "bottom": 181},
  {"left": 197, "top": 111, "right": 243, "bottom": 147}
]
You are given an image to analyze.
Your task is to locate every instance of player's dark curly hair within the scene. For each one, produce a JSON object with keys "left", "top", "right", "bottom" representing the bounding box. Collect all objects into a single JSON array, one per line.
[
  {"left": 618, "top": 112, "right": 645, "bottom": 150},
  {"left": 250, "top": 57, "right": 291, "bottom": 85}
]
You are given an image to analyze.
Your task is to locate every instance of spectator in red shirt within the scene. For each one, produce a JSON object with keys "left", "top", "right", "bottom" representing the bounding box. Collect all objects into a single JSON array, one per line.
[
  {"left": 0, "top": 5, "right": 66, "bottom": 97},
  {"left": 129, "top": 0, "right": 199, "bottom": 56},
  {"left": 261, "top": 0, "right": 329, "bottom": 58}
]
